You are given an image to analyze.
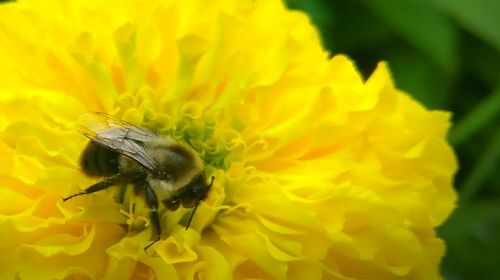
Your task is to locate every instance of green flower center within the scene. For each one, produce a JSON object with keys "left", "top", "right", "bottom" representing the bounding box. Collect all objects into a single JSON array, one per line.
[{"left": 143, "top": 112, "right": 232, "bottom": 172}]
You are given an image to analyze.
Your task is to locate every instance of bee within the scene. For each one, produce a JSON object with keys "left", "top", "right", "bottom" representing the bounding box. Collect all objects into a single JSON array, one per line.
[{"left": 63, "top": 112, "right": 214, "bottom": 251}]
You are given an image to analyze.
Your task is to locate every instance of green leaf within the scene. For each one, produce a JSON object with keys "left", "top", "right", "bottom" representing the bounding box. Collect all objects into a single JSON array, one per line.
[
  {"left": 360, "top": 0, "right": 459, "bottom": 75},
  {"left": 459, "top": 129, "right": 500, "bottom": 204},
  {"left": 463, "top": 36, "right": 500, "bottom": 88},
  {"left": 450, "top": 83, "right": 500, "bottom": 146},
  {"left": 387, "top": 51, "right": 452, "bottom": 108},
  {"left": 425, "top": 0, "right": 500, "bottom": 53},
  {"left": 440, "top": 202, "right": 500, "bottom": 280}
]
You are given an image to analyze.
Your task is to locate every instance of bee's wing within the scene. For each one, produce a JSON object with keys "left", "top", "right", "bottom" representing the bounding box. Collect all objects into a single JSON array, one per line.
[{"left": 77, "top": 112, "right": 158, "bottom": 171}]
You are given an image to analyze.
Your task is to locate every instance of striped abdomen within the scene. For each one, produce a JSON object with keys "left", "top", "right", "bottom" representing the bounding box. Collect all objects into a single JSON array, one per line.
[{"left": 80, "top": 141, "right": 120, "bottom": 177}]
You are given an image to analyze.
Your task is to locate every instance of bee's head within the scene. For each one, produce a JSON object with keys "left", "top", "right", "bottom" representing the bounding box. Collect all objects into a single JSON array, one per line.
[
  {"left": 164, "top": 173, "right": 214, "bottom": 210},
  {"left": 163, "top": 173, "right": 214, "bottom": 230}
]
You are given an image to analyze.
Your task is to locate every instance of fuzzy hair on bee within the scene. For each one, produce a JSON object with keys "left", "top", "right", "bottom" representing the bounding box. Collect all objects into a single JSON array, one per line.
[{"left": 63, "top": 112, "right": 214, "bottom": 252}]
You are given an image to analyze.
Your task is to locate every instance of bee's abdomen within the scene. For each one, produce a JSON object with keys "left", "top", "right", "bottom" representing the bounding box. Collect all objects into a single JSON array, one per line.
[{"left": 80, "top": 141, "right": 120, "bottom": 177}]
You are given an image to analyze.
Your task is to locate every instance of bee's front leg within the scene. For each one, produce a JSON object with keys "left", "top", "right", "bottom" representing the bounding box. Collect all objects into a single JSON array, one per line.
[{"left": 144, "top": 184, "right": 161, "bottom": 252}]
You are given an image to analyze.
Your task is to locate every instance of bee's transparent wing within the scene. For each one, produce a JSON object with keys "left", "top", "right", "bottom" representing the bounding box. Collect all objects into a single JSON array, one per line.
[
  {"left": 79, "top": 112, "right": 157, "bottom": 140},
  {"left": 77, "top": 112, "right": 158, "bottom": 171}
]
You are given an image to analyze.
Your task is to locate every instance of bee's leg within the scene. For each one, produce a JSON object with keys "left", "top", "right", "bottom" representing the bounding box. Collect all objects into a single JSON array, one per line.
[
  {"left": 131, "top": 183, "right": 146, "bottom": 217},
  {"left": 62, "top": 178, "right": 114, "bottom": 201},
  {"left": 115, "top": 184, "right": 128, "bottom": 204},
  {"left": 144, "top": 184, "right": 161, "bottom": 252}
]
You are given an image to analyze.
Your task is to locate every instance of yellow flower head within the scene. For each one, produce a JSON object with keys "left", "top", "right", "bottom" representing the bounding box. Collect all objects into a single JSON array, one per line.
[{"left": 0, "top": 0, "right": 457, "bottom": 279}]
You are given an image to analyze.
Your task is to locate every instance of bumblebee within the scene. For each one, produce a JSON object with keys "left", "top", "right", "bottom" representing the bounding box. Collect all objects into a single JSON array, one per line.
[{"left": 63, "top": 112, "right": 213, "bottom": 251}]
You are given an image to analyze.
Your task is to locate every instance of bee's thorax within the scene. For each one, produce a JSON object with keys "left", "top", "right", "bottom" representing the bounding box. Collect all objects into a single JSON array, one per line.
[{"left": 147, "top": 177, "right": 178, "bottom": 200}]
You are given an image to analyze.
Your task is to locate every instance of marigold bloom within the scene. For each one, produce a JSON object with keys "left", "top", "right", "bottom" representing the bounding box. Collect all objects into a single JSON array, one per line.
[{"left": 0, "top": 0, "right": 457, "bottom": 279}]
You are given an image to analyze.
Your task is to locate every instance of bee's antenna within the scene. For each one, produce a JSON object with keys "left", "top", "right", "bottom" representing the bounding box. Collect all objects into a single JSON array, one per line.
[
  {"left": 184, "top": 176, "right": 215, "bottom": 230},
  {"left": 185, "top": 201, "right": 199, "bottom": 230}
]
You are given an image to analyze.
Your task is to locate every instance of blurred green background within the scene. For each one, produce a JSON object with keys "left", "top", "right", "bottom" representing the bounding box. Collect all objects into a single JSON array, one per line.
[{"left": 285, "top": 0, "right": 500, "bottom": 279}]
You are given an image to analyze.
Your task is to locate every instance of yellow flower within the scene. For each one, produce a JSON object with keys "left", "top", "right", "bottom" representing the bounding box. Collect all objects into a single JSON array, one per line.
[{"left": 0, "top": 0, "right": 457, "bottom": 279}]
